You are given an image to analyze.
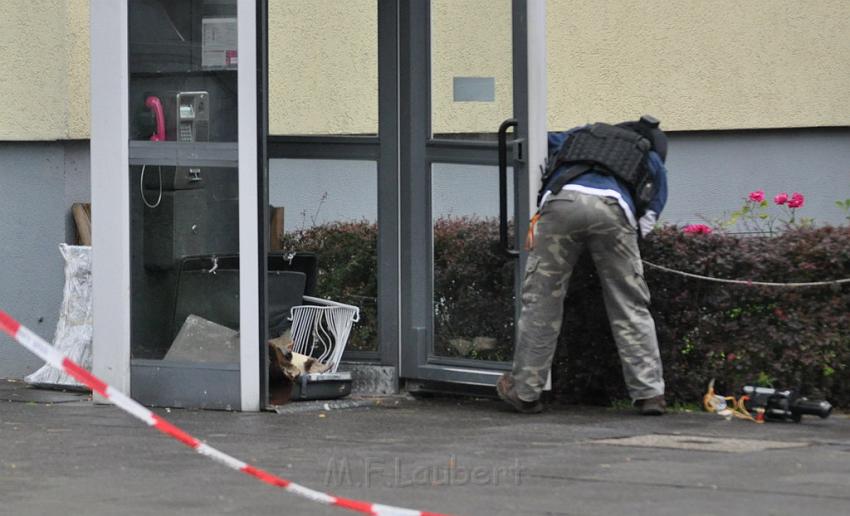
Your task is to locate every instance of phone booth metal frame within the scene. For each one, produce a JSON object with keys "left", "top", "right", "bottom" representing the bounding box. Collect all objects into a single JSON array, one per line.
[{"left": 90, "top": 0, "right": 262, "bottom": 411}]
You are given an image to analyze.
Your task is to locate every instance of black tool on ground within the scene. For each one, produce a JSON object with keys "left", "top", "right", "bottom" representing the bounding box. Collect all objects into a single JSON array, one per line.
[{"left": 742, "top": 385, "right": 833, "bottom": 422}]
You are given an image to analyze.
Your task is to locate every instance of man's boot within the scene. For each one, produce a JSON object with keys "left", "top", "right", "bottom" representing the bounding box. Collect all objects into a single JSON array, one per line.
[
  {"left": 637, "top": 395, "right": 666, "bottom": 415},
  {"left": 496, "top": 373, "right": 543, "bottom": 414}
]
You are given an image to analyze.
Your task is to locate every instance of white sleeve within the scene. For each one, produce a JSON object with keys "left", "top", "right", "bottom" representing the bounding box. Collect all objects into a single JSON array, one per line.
[{"left": 639, "top": 210, "right": 658, "bottom": 237}]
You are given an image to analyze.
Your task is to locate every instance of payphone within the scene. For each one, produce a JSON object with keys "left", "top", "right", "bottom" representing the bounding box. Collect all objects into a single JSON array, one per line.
[
  {"left": 176, "top": 91, "right": 210, "bottom": 142},
  {"left": 140, "top": 90, "right": 210, "bottom": 190}
]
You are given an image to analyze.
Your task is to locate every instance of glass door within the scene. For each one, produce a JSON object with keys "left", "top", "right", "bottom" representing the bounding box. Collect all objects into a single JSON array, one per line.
[
  {"left": 401, "top": 0, "right": 538, "bottom": 387},
  {"left": 264, "top": 0, "right": 387, "bottom": 404}
]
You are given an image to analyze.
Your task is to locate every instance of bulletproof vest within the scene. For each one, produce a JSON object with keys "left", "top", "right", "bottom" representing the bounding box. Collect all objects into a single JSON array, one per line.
[
  {"left": 538, "top": 122, "right": 658, "bottom": 211},
  {"left": 552, "top": 123, "right": 652, "bottom": 187}
]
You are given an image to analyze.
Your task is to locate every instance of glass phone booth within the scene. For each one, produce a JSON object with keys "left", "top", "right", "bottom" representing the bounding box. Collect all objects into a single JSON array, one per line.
[
  {"left": 91, "top": 0, "right": 263, "bottom": 410},
  {"left": 128, "top": 0, "right": 244, "bottom": 410}
]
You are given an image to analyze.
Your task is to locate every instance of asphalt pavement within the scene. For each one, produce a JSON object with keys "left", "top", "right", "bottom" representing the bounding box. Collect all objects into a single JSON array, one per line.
[{"left": 1, "top": 379, "right": 848, "bottom": 516}]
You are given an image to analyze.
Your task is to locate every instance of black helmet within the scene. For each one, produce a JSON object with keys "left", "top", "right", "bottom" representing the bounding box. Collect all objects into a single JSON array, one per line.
[{"left": 618, "top": 115, "right": 668, "bottom": 162}]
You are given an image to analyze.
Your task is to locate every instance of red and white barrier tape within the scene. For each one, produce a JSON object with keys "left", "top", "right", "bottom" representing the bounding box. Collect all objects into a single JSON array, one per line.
[{"left": 0, "top": 310, "right": 452, "bottom": 516}]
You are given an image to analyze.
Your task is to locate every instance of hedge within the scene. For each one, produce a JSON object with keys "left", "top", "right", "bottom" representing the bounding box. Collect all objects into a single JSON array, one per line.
[
  {"left": 633, "top": 225, "right": 850, "bottom": 407},
  {"left": 283, "top": 219, "right": 850, "bottom": 408}
]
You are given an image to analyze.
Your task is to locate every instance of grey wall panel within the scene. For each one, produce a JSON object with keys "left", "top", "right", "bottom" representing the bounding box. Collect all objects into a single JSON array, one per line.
[
  {"left": 663, "top": 129, "right": 850, "bottom": 229},
  {"left": 269, "top": 159, "right": 507, "bottom": 233},
  {"left": 63, "top": 140, "right": 92, "bottom": 242},
  {"left": 269, "top": 158, "right": 379, "bottom": 233},
  {"left": 270, "top": 129, "right": 850, "bottom": 233},
  {"left": 0, "top": 143, "right": 68, "bottom": 378}
]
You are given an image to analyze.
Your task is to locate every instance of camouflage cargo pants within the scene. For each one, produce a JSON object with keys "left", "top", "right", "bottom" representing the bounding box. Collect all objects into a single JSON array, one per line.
[{"left": 512, "top": 190, "right": 664, "bottom": 402}]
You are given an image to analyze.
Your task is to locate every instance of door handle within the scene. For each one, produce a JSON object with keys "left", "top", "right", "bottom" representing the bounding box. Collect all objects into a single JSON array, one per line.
[{"left": 498, "top": 118, "right": 520, "bottom": 258}]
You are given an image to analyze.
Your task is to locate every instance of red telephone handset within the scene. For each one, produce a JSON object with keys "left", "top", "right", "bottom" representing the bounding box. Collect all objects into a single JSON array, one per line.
[{"left": 145, "top": 95, "right": 166, "bottom": 141}]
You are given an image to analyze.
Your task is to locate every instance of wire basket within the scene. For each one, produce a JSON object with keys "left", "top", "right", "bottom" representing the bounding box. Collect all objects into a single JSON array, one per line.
[{"left": 289, "top": 295, "right": 360, "bottom": 373}]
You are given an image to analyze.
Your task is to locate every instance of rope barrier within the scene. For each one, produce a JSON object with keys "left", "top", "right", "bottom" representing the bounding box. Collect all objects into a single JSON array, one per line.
[{"left": 642, "top": 260, "right": 850, "bottom": 288}]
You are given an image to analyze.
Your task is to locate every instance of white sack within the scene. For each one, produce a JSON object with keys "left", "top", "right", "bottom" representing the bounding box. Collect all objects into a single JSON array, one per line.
[{"left": 25, "top": 244, "right": 92, "bottom": 390}]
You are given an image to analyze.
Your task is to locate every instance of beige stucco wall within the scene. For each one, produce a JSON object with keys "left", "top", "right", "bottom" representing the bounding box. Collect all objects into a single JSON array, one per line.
[
  {"left": 430, "top": 0, "right": 513, "bottom": 135},
  {"left": 1, "top": 1, "right": 848, "bottom": 139},
  {"left": 268, "top": 0, "right": 378, "bottom": 135},
  {"left": 65, "top": 0, "right": 90, "bottom": 139},
  {"left": 548, "top": 0, "right": 850, "bottom": 131},
  {"left": 270, "top": 0, "right": 850, "bottom": 134},
  {"left": 0, "top": 0, "right": 89, "bottom": 141}
]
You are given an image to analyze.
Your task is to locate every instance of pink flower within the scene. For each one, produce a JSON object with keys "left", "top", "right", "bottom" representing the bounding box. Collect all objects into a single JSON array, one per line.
[
  {"left": 774, "top": 192, "right": 788, "bottom": 205},
  {"left": 748, "top": 190, "right": 765, "bottom": 203},
  {"left": 787, "top": 192, "right": 805, "bottom": 209},
  {"left": 683, "top": 224, "right": 713, "bottom": 235}
]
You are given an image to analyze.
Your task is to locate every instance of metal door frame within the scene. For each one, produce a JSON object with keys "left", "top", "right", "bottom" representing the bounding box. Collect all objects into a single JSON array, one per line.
[
  {"left": 263, "top": 1, "right": 401, "bottom": 373},
  {"left": 398, "top": 0, "right": 548, "bottom": 386}
]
